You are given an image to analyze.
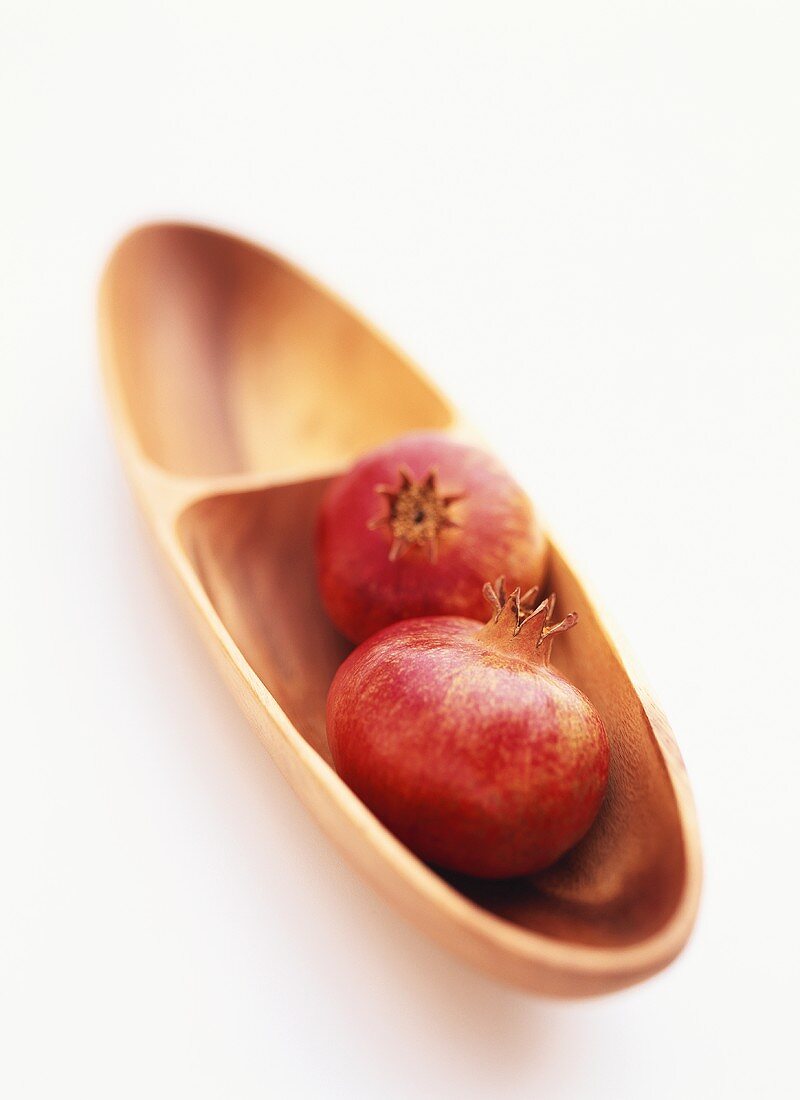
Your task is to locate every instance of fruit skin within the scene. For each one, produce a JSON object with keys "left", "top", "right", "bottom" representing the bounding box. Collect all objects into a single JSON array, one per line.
[
  {"left": 326, "top": 586, "right": 610, "bottom": 879},
  {"left": 315, "top": 432, "right": 548, "bottom": 644}
]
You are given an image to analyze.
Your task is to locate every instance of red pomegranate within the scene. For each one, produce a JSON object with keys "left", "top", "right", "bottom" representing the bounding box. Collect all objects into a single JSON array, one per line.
[
  {"left": 315, "top": 432, "right": 548, "bottom": 643},
  {"left": 326, "top": 580, "right": 610, "bottom": 879}
]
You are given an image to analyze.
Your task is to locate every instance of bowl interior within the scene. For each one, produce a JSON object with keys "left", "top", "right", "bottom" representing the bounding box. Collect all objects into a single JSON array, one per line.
[
  {"left": 178, "top": 480, "right": 687, "bottom": 948},
  {"left": 102, "top": 225, "right": 453, "bottom": 478}
]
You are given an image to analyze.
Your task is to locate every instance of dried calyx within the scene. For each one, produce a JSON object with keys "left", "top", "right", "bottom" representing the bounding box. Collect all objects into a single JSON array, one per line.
[
  {"left": 368, "top": 465, "right": 463, "bottom": 562},
  {"left": 479, "top": 577, "right": 577, "bottom": 664}
]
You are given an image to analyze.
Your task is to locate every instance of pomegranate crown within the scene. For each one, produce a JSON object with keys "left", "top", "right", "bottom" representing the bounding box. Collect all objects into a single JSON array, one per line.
[
  {"left": 367, "top": 464, "right": 463, "bottom": 563},
  {"left": 481, "top": 576, "right": 577, "bottom": 663}
]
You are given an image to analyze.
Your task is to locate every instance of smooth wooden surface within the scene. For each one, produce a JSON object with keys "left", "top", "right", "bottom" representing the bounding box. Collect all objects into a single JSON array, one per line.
[{"left": 98, "top": 222, "right": 701, "bottom": 995}]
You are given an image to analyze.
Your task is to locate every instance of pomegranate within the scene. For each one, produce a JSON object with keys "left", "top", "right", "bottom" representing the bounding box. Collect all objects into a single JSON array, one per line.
[
  {"left": 315, "top": 432, "right": 548, "bottom": 643},
  {"left": 326, "top": 580, "right": 610, "bottom": 879}
]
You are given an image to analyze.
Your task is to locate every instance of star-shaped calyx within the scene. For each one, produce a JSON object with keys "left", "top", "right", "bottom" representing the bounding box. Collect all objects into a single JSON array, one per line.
[
  {"left": 367, "top": 465, "right": 463, "bottom": 562},
  {"left": 479, "top": 576, "right": 578, "bottom": 664}
]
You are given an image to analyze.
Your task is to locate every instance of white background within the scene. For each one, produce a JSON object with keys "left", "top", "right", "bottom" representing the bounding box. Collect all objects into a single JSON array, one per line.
[{"left": 3, "top": 2, "right": 799, "bottom": 1097}]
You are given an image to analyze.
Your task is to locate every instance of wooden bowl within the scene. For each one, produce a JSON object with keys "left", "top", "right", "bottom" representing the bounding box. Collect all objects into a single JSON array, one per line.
[{"left": 98, "top": 222, "right": 701, "bottom": 996}]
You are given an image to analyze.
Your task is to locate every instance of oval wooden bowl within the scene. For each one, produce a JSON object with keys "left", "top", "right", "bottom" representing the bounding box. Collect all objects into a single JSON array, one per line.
[{"left": 98, "top": 222, "right": 701, "bottom": 996}]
